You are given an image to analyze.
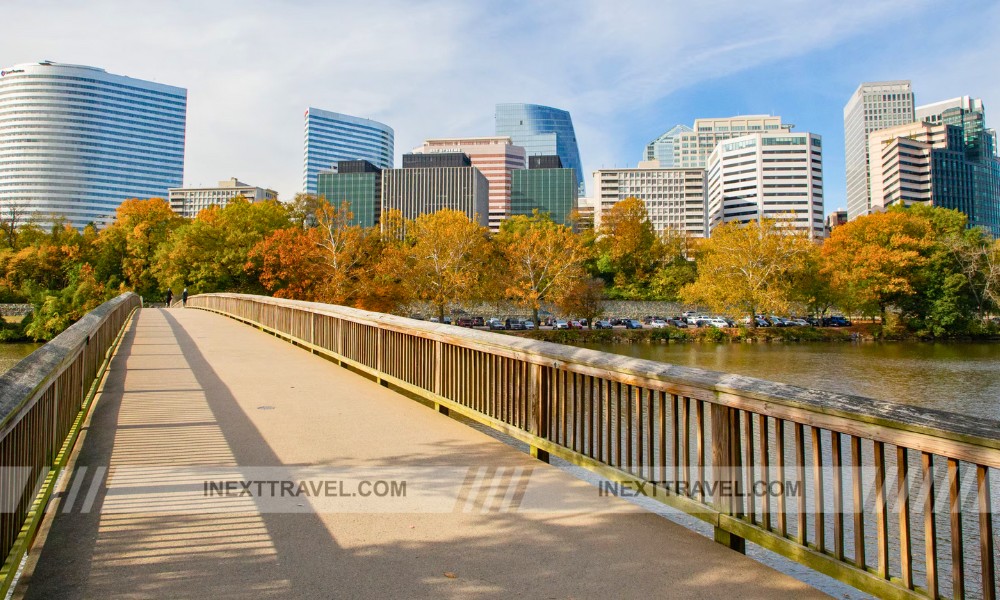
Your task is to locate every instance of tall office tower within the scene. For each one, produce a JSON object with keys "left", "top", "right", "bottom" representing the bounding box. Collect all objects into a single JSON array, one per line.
[
  {"left": 843, "top": 81, "right": 915, "bottom": 221},
  {"left": 410, "top": 137, "right": 526, "bottom": 231},
  {"left": 510, "top": 155, "right": 578, "bottom": 226},
  {"left": 644, "top": 124, "right": 693, "bottom": 167},
  {"left": 495, "top": 103, "right": 584, "bottom": 195},
  {"left": 705, "top": 132, "right": 824, "bottom": 239},
  {"left": 168, "top": 178, "right": 277, "bottom": 219},
  {"left": 0, "top": 61, "right": 186, "bottom": 229},
  {"left": 593, "top": 164, "right": 708, "bottom": 238},
  {"left": 869, "top": 120, "right": 1000, "bottom": 235},
  {"left": 302, "top": 108, "right": 393, "bottom": 195},
  {"left": 316, "top": 160, "right": 382, "bottom": 228},
  {"left": 672, "top": 115, "right": 792, "bottom": 168},
  {"left": 382, "top": 154, "right": 489, "bottom": 227},
  {"left": 917, "top": 96, "right": 996, "bottom": 162}
]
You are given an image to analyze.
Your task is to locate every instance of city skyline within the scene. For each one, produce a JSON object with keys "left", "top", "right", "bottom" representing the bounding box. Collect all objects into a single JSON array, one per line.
[{"left": 0, "top": 1, "right": 997, "bottom": 215}]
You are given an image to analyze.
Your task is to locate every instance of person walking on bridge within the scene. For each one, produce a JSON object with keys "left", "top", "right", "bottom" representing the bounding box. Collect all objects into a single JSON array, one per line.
[
  {"left": 165, "top": 289, "right": 173, "bottom": 308},
  {"left": 182, "top": 287, "right": 189, "bottom": 307}
]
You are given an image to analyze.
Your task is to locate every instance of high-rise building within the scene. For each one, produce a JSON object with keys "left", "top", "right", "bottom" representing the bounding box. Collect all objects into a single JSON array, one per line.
[
  {"left": 381, "top": 158, "right": 489, "bottom": 227},
  {"left": 510, "top": 156, "right": 577, "bottom": 226},
  {"left": 825, "top": 210, "right": 848, "bottom": 236},
  {"left": 706, "top": 132, "right": 824, "bottom": 239},
  {"left": 410, "top": 137, "right": 526, "bottom": 231},
  {"left": 302, "top": 108, "right": 393, "bottom": 195},
  {"left": 843, "top": 81, "right": 915, "bottom": 221},
  {"left": 495, "top": 103, "right": 584, "bottom": 195},
  {"left": 644, "top": 124, "right": 693, "bottom": 168},
  {"left": 0, "top": 61, "right": 187, "bottom": 229},
  {"left": 917, "top": 96, "right": 996, "bottom": 162},
  {"left": 593, "top": 163, "right": 707, "bottom": 237},
  {"left": 168, "top": 178, "right": 277, "bottom": 219},
  {"left": 868, "top": 120, "right": 1000, "bottom": 235},
  {"left": 672, "top": 115, "right": 792, "bottom": 168},
  {"left": 316, "top": 160, "right": 382, "bottom": 228}
]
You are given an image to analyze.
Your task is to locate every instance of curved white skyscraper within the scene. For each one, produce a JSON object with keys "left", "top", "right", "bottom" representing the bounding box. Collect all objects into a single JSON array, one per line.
[
  {"left": 303, "top": 108, "right": 394, "bottom": 195},
  {"left": 0, "top": 61, "right": 187, "bottom": 229}
]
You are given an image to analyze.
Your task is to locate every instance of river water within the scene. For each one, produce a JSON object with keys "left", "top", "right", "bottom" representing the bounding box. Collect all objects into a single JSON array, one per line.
[
  {"left": 580, "top": 340, "right": 1000, "bottom": 420},
  {"left": 0, "top": 343, "right": 41, "bottom": 376}
]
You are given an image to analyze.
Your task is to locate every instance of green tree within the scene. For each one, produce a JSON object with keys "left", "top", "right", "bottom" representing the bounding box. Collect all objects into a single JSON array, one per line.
[
  {"left": 155, "top": 197, "right": 291, "bottom": 294},
  {"left": 95, "top": 198, "right": 182, "bottom": 298}
]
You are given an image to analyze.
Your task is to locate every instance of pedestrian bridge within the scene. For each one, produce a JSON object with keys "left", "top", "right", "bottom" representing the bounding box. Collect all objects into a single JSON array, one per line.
[{"left": 0, "top": 293, "right": 996, "bottom": 599}]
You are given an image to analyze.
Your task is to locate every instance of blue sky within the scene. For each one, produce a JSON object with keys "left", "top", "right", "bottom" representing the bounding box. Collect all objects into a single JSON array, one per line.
[{"left": 2, "top": 1, "right": 997, "bottom": 215}]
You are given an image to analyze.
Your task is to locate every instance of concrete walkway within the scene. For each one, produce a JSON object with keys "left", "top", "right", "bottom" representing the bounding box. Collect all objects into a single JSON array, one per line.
[{"left": 16, "top": 308, "right": 827, "bottom": 599}]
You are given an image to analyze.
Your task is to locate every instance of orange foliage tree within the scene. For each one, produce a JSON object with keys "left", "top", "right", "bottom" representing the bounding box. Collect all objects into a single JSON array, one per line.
[{"left": 821, "top": 211, "right": 933, "bottom": 321}]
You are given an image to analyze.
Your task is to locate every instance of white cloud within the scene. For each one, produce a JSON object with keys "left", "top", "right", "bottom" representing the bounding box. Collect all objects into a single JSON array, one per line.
[{"left": 0, "top": 0, "right": 934, "bottom": 199}]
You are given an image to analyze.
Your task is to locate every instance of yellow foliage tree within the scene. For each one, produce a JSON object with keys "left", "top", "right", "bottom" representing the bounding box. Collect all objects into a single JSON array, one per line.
[
  {"left": 682, "top": 219, "right": 812, "bottom": 322},
  {"left": 821, "top": 210, "right": 933, "bottom": 321},
  {"left": 403, "top": 210, "right": 489, "bottom": 322},
  {"left": 495, "top": 212, "right": 589, "bottom": 323}
]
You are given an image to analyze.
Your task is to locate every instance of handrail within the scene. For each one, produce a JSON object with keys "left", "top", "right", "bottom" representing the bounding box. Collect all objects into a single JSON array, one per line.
[
  {"left": 191, "top": 293, "right": 998, "bottom": 600},
  {"left": 0, "top": 292, "right": 140, "bottom": 595}
]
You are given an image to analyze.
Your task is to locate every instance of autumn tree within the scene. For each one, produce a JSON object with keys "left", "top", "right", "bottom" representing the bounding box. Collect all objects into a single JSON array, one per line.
[
  {"left": 555, "top": 277, "right": 605, "bottom": 328},
  {"left": 154, "top": 197, "right": 291, "bottom": 294},
  {"left": 594, "top": 197, "right": 665, "bottom": 298},
  {"left": 95, "top": 198, "right": 182, "bottom": 298},
  {"left": 682, "top": 219, "right": 812, "bottom": 323},
  {"left": 821, "top": 210, "right": 933, "bottom": 322},
  {"left": 495, "top": 211, "right": 589, "bottom": 323},
  {"left": 248, "top": 226, "right": 327, "bottom": 300},
  {"left": 403, "top": 210, "right": 489, "bottom": 322}
]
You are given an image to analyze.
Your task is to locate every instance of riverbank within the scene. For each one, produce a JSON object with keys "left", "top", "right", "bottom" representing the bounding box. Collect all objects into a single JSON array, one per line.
[{"left": 514, "top": 323, "right": 1000, "bottom": 344}]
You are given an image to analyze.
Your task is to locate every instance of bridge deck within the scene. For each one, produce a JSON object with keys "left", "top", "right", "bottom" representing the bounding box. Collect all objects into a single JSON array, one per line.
[{"left": 15, "top": 308, "right": 824, "bottom": 599}]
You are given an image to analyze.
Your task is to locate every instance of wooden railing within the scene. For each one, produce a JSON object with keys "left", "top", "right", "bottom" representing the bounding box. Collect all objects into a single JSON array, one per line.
[
  {"left": 190, "top": 293, "right": 999, "bottom": 600},
  {"left": 0, "top": 292, "right": 139, "bottom": 594}
]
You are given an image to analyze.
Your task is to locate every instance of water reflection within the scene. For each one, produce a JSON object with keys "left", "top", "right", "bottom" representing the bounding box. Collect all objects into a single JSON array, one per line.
[{"left": 0, "top": 343, "right": 41, "bottom": 375}]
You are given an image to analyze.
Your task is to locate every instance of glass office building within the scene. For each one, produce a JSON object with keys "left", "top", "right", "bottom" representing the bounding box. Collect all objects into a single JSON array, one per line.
[
  {"left": 644, "top": 124, "right": 693, "bottom": 168},
  {"left": 495, "top": 103, "right": 584, "bottom": 195},
  {"left": 316, "top": 160, "right": 382, "bottom": 228},
  {"left": 0, "top": 61, "right": 187, "bottom": 229},
  {"left": 303, "top": 108, "right": 393, "bottom": 194},
  {"left": 510, "top": 167, "right": 577, "bottom": 226}
]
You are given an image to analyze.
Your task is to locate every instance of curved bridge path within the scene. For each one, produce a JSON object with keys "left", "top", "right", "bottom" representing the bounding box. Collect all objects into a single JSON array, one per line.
[{"left": 15, "top": 308, "right": 826, "bottom": 599}]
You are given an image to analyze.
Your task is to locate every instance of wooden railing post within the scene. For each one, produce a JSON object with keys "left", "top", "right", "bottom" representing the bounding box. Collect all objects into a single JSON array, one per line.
[
  {"left": 376, "top": 328, "right": 388, "bottom": 387},
  {"left": 711, "top": 404, "right": 745, "bottom": 553},
  {"left": 433, "top": 340, "right": 448, "bottom": 415},
  {"left": 528, "top": 363, "right": 549, "bottom": 463}
]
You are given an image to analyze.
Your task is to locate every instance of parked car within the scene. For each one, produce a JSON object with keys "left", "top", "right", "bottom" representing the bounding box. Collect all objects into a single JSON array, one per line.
[
  {"left": 568, "top": 320, "right": 584, "bottom": 329},
  {"left": 667, "top": 319, "right": 688, "bottom": 328},
  {"left": 610, "top": 318, "right": 627, "bottom": 327},
  {"left": 487, "top": 318, "right": 506, "bottom": 330},
  {"left": 743, "top": 316, "right": 771, "bottom": 327},
  {"left": 624, "top": 319, "right": 643, "bottom": 329},
  {"left": 649, "top": 319, "right": 668, "bottom": 328},
  {"left": 787, "top": 318, "right": 810, "bottom": 327},
  {"left": 456, "top": 317, "right": 474, "bottom": 327},
  {"left": 554, "top": 320, "right": 569, "bottom": 330},
  {"left": 705, "top": 317, "right": 730, "bottom": 328},
  {"left": 472, "top": 316, "right": 484, "bottom": 327},
  {"left": 508, "top": 319, "right": 526, "bottom": 331},
  {"left": 823, "top": 315, "right": 852, "bottom": 327},
  {"left": 594, "top": 320, "right": 613, "bottom": 329},
  {"left": 687, "top": 314, "right": 711, "bottom": 326},
  {"left": 523, "top": 320, "right": 536, "bottom": 330}
]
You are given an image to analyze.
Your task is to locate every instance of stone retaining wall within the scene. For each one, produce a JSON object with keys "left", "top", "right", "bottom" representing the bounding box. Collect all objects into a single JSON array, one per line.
[
  {"left": 403, "top": 300, "right": 689, "bottom": 321},
  {"left": 0, "top": 304, "right": 32, "bottom": 317}
]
